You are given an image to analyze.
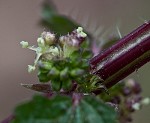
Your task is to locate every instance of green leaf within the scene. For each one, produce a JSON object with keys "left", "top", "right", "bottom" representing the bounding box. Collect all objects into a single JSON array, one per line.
[
  {"left": 12, "top": 95, "right": 117, "bottom": 123},
  {"left": 42, "top": 0, "right": 57, "bottom": 17},
  {"left": 81, "top": 96, "right": 117, "bottom": 123},
  {"left": 11, "top": 95, "right": 72, "bottom": 123},
  {"left": 42, "top": 15, "right": 79, "bottom": 35},
  {"left": 41, "top": 1, "right": 79, "bottom": 36}
]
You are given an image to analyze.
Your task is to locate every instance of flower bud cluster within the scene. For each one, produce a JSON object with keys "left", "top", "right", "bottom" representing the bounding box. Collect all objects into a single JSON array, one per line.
[
  {"left": 20, "top": 27, "right": 87, "bottom": 73},
  {"left": 20, "top": 31, "right": 59, "bottom": 73},
  {"left": 59, "top": 27, "right": 87, "bottom": 58},
  {"left": 20, "top": 27, "right": 91, "bottom": 91},
  {"left": 100, "top": 79, "right": 149, "bottom": 123}
]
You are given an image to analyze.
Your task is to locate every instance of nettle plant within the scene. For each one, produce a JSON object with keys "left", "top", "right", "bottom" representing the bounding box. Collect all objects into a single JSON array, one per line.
[{"left": 2, "top": 1, "right": 150, "bottom": 123}]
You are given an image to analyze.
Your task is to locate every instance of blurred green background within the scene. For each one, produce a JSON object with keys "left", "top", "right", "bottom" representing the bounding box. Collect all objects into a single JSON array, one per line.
[{"left": 0, "top": 0, "right": 149, "bottom": 122}]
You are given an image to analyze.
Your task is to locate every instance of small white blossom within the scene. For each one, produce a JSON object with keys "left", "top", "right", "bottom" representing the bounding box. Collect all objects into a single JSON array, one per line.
[
  {"left": 77, "top": 27, "right": 87, "bottom": 38},
  {"left": 20, "top": 41, "right": 29, "bottom": 48},
  {"left": 28, "top": 65, "right": 36, "bottom": 73},
  {"left": 37, "top": 37, "right": 45, "bottom": 47},
  {"left": 49, "top": 46, "right": 59, "bottom": 56}
]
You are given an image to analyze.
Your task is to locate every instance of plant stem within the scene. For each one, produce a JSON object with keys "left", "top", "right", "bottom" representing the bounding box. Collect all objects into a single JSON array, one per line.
[
  {"left": 90, "top": 21, "right": 150, "bottom": 93},
  {"left": 1, "top": 115, "right": 15, "bottom": 123}
]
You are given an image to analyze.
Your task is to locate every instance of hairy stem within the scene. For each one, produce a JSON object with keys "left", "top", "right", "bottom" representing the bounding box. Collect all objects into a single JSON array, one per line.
[{"left": 90, "top": 21, "right": 150, "bottom": 93}]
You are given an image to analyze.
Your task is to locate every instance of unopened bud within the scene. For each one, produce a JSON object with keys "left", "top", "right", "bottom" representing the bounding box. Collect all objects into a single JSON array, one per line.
[
  {"left": 45, "top": 32, "right": 55, "bottom": 45},
  {"left": 60, "top": 68, "right": 68, "bottom": 79},
  {"left": 48, "top": 67, "right": 60, "bottom": 76},
  {"left": 71, "top": 69, "right": 84, "bottom": 76}
]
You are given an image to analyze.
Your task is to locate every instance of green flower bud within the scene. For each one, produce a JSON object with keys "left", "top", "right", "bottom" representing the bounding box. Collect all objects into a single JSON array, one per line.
[
  {"left": 60, "top": 68, "right": 68, "bottom": 80},
  {"left": 38, "top": 61, "right": 53, "bottom": 70},
  {"left": 48, "top": 67, "right": 60, "bottom": 77},
  {"left": 70, "top": 68, "right": 84, "bottom": 77}
]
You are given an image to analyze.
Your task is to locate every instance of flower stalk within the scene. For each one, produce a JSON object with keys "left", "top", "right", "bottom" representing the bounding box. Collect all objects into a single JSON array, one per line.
[{"left": 90, "top": 21, "right": 150, "bottom": 92}]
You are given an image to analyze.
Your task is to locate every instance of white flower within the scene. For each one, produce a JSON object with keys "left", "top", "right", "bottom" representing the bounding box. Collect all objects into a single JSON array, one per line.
[
  {"left": 77, "top": 27, "right": 87, "bottom": 38},
  {"left": 49, "top": 46, "right": 59, "bottom": 56},
  {"left": 20, "top": 41, "right": 29, "bottom": 48},
  {"left": 37, "top": 37, "right": 45, "bottom": 47},
  {"left": 28, "top": 65, "right": 36, "bottom": 73}
]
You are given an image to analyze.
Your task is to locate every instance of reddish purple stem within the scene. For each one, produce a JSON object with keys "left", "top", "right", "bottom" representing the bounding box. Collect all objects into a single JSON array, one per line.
[
  {"left": 90, "top": 21, "right": 150, "bottom": 91},
  {"left": 1, "top": 115, "right": 15, "bottom": 123}
]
